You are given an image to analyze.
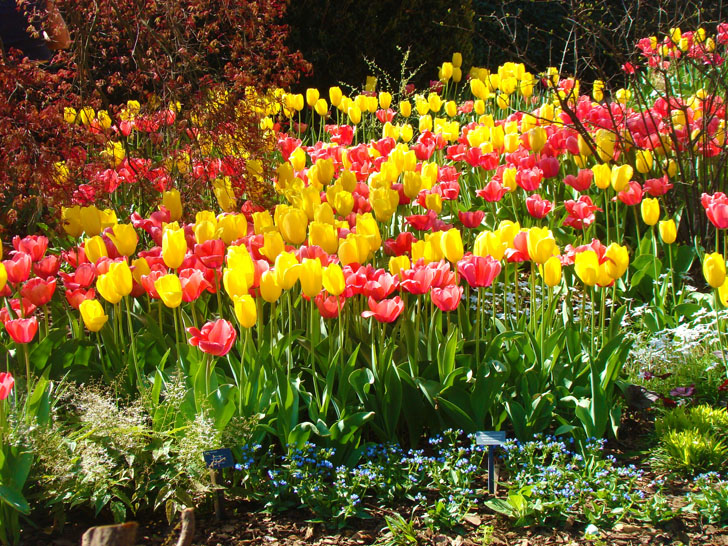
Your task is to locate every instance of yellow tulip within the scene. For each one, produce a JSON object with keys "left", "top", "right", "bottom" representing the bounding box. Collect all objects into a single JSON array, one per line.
[
  {"left": 155, "top": 274, "right": 183, "bottom": 308},
  {"left": 574, "top": 250, "right": 600, "bottom": 286},
  {"left": 641, "top": 198, "right": 660, "bottom": 226},
  {"left": 259, "top": 270, "right": 282, "bottom": 303},
  {"left": 703, "top": 252, "right": 726, "bottom": 288},
  {"left": 329, "top": 87, "right": 343, "bottom": 107},
  {"left": 162, "top": 226, "right": 187, "bottom": 270},
  {"left": 217, "top": 214, "right": 248, "bottom": 245},
  {"left": 314, "top": 98, "right": 328, "bottom": 117},
  {"left": 526, "top": 227, "right": 557, "bottom": 265},
  {"left": 379, "top": 92, "right": 392, "bottom": 109},
  {"left": 322, "top": 263, "right": 345, "bottom": 296},
  {"left": 96, "top": 273, "right": 123, "bottom": 304},
  {"left": 659, "top": 219, "right": 677, "bottom": 244},
  {"left": 306, "top": 88, "right": 319, "bottom": 108},
  {"left": 260, "top": 230, "right": 285, "bottom": 262},
  {"left": 440, "top": 228, "right": 464, "bottom": 263},
  {"left": 610, "top": 164, "right": 633, "bottom": 192},
  {"left": 84, "top": 236, "right": 108, "bottom": 263},
  {"left": 635, "top": 149, "right": 653, "bottom": 174},
  {"left": 388, "top": 255, "right": 410, "bottom": 278},
  {"left": 62, "top": 206, "right": 84, "bottom": 238},
  {"left": 233, "top": 294, "right": 257, "bottom": 328},
  {"left": 275, "top": 251, "right": 301, "bottom": 290},
  {"left": 309, "top": 221, "right": 339, "bottom": 254},
  {"left": 79, "top": 299, "right": 109, "bottom": 332},
  {"left": 605, "top": 244, "right": 630, "bottom": 279},
  {"left": 162, "top": 189, "right": 183, "bottom": 221},
  {"left": 399, "top": 100, "right": 412, "bottom": 118},
  {"left": 541, "top": 256, "right": 562, "bottom": 287},
  {"left": 278, "top": 207, "right": 308, "bottom": 245},
  {"left": 592, "top": 163, "right": 611, "bottom": 190}
]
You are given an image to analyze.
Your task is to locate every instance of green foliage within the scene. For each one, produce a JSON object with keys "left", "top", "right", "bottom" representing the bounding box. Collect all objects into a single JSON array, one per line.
[
  {"left": 26, "top": 381, "right": 256, "bottom": 524},
  {"left": 656, "top": 405, "right": 728, "bottom": 439},
  {"left": 489, "top": 437, "right": 649, "bottom": 526},
  {"left": 684, "top": 472, "right": 728, "bottom": 524},
  {"left": 652, "top": 429, "right": 728, "bottom": 476}
]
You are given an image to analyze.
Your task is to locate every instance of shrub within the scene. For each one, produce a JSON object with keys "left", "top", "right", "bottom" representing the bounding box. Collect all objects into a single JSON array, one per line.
[{"left": 653, "top": 429, "right": 728, "bottom": 476}]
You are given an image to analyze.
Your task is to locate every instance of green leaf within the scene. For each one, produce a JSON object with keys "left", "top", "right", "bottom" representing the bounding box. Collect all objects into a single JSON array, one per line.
[{"left": 0, "top": 485, "right": 30, "bottom": 515}]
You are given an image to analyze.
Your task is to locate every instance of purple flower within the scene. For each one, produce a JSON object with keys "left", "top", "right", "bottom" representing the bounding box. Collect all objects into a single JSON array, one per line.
[{"left": 669, "top": 384, "right": 695, "bottom": 398}]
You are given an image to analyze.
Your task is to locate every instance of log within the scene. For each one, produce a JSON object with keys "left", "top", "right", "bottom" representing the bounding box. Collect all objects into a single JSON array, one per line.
[
  {"left": 81, "top": 522, "right": 138, "bottom": 546},
  {"left": 176, "top": 508, "right": 195, "bottom": 546}
]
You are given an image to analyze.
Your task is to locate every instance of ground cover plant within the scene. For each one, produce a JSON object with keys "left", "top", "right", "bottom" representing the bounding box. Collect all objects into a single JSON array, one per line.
[{"left": 1, "top": 5, "right": 728, "bottom": 545}]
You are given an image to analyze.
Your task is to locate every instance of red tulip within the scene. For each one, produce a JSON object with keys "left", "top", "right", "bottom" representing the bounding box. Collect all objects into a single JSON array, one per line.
[
  {"left": 427, "top": 260, "right": 457, "bottom": 288},
  {"left": 20, "top": 277, "right": 56, "bottom": 307},
  {"left": 505, "top": 231, "right": 530, "bottom": 262},
  {"left": 0, "top": 372, "right": 14, "bottom": 400},
  {"left": 3, "top": 252, "right": 32, "bottom": 284},
  {"left": 65, "top": 287, "right": 96, "bottom": 310},
  {"left": 431, "top": 285, "right": 463, "bottom": 312},
  {"left": 516, "top": 167, "right": 543, "bottom": 191},
  {"left": 399, "top": 266, "right": 435, "bottom": 295},
  {"left": 643, "top": 175, "right": 673, "bottom": 197},
  {"left": 617, "top": 181, "right": 644, "bottom": 206},
  {"left": 33, "top": 255, "right": 61, "bottom": 280},
  {"left": 476, "top": 179, "right": 508, "bottom": 202},
  {"left": 315, "top": 293, "right": 346, "bottom": 319},
  {"left": 179, "top": 268, "right": 212, "bottom": 302},
  {"left": 383, "top": 232, "right": 415, "bottom": 257},
  {"left": 563, "top": 169, "right": 593, "bottom": 192},
  {"left": 5, "top": 317, "right": 38, "bottom": 344},
  {"left": 537, "top": 156, "right": 561, "bottom": 178},
  {"left": 526, "top": 194, "right": 553, "bottom": 219},
  {"left": 361, "top": 296, "right": 404, "bottom": 323},
  {"left": 458, "top": 210, "right": 485, "bottom": 229},
  {"left": 457, "top": 255, "right": 502, "bottom": 288},
  {"left": 0, "top": 298, "right": 36, "bottom": 324},
  {"left": 563, "top": 195, "right": 601, "bottom": 230},
  {"left": 405, "top": 210, "right": 437, "bottom": 231},
  {"left": 195, "top": 239, "right": 226, "bottom": 269},
  {"left": 362, "top": 272, "right": 398, "bottom": 300},
  {"left": 12, "top": 235, "right": 48, "bottom": 262},
  {"left": 187, "top": 319, "right": 237, "bottom": 356},
  {"left": 706, "top": 202, "right": 728, "bottom": 229}
]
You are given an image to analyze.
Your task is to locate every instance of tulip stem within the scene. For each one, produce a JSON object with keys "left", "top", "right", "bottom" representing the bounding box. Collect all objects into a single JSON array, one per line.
[
  {"left": 590, "top": 288, "right": 595, "bottom": 357},
  {"left": 604, "top": 191, "right": 610, "bottom": 244},
  {"left": 173, "top": 304, "right": 181, "bottom": 366},
  {"left": 714, "top": 291, "right": 728, "bottom": 374},
  {"left": 651, "top": 227, "right": 660, "bottom": 307},
  {"left": 22, "top": 343, "right": 31, "bottom": 395},
  {"left": 42, "top": 304, "right": 50, "bottom": 341},
  {"left": 125, "top": 296, "right": 141, "bottom": 391},
  {"left": 475, "top": 288, "right": 481, "bottom": 365}
]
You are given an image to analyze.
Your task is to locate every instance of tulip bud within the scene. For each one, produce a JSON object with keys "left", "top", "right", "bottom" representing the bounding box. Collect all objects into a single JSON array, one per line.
[
  {"left": 527, "top": 227, "right": 558, "bottom": 265},
  {"left": 440, "top": 62, "right": 453, "bottom": 81},
  {"left": 605, "top": 243, "right": 629, "bottom": 279},
  {"left": 84, "top": 236, "right": 108, "bottom": 264},
  {"left": 259, "top": 270, "right": 282, "bottom": 303},
  {"left": 399, "top": 100, "right": 412, "bottom": 118},
  {"left": 162, "top": 226, "right": 187, "bottom": 270},
  {"left": 659, "top": 219, "right": 677, "bottom": 244},
  {"left": 162, "top": 189, "right": 183, "bottom": 221},
  {"left": 80, "top": 299, "right": 109, "bottom": 332},
  {"left": 306, "top": 88, "right": 319, "bottom": 108},
  {"left": 704, "top": 252, "right": 727, "bottom": 288},
  {"left": 640, "top": 198, "right": 660, "bottom": 226},
  {"left": 329, "top": 86, "right": 343, "bottom": 107},
  {"left": 541, "top": 256, "right": 562, "bottom": 287},
  {"left": 233, "top": 294, "right": 257, "bottom": 328},
  {"left": 322, "top": 263, "right": 345, "bottom": 296},
  {"left": 155, "top": 274, "right": 183, "bottom": 308},
  {"left": 575, "top": 250, "right": 600, "bottom": 286},
  {"left": 440, "top": 228, "right": 464, "bottom": 263},
  {"left": 610, "top": 164, "right": 633, "bottom": 192}
]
